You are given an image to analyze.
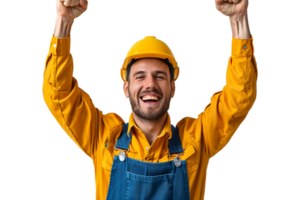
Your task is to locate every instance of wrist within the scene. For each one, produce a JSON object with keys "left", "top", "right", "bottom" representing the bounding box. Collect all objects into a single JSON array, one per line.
[
  {"left": 229, "top": 13, "right": 251, "bottom": 39},
  {"left": 54, "top": 16, "right": 74, "bottom": 38}
]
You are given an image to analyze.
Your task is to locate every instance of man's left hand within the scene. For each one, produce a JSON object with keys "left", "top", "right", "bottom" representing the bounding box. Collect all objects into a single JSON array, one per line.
[{"left": 215, "top": 0, "right": 248, "bottom": 17}]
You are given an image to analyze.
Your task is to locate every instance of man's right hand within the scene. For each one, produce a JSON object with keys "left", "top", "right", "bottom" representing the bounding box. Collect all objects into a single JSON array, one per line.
[
  {"left": 52, "top": 0, "right": 90, "bottom": 38},
  {"left": 57, "top": 0, "right": 88, "bottom": 20}
]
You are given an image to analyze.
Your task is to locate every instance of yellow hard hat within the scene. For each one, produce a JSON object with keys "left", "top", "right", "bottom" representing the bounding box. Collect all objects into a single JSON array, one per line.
[{"left": 121, "top": 36, "right": 179, "bottom": 81}]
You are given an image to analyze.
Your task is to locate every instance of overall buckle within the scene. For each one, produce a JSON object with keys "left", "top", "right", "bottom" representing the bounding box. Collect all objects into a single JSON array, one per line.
[
  {"left": 169, "top": 151, "right": 184, "bottom": 167},
  {"left": 115, "top": 146, "right": 129, "bottom": 162}
]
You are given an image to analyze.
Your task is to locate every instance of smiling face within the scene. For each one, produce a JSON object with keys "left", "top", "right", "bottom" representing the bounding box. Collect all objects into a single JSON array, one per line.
[{"left": 123, "top": 58, "right": 175, "bottom": 121}]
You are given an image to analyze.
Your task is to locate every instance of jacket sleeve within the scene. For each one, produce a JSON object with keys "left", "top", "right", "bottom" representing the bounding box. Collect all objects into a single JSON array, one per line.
[
  {"left": 43, "top": 36, "right": 105, "bottom": 158},
  {"left": 201, "top": 37, "right": 258, "bottom": 158}
]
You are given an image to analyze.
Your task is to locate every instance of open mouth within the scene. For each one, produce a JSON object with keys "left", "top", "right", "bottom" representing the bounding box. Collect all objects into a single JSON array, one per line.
[
  {"left": 140, "top": 95, "right": 161, "bottom": 103},
  {"left": 140, "top": 97, "right": 160, "bottom": 105}
]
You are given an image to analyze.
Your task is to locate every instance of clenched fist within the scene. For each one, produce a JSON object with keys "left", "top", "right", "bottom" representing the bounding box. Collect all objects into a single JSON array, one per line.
[
  {"left": 57, "top": 0, "right": 88, "bottom": 19},
  {"left": 215, "top": 0, "right": 248, "bottom": 17}
]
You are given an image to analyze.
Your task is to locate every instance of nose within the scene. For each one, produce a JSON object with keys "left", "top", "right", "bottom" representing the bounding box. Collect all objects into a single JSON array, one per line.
[{"left": 144, "top": 75, "right": 158, "bottom": 91}]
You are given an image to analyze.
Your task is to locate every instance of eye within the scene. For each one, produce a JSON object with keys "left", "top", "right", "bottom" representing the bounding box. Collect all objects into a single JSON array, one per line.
[{"left": 136, "top": 76, "right": 164, "bottom": 79}]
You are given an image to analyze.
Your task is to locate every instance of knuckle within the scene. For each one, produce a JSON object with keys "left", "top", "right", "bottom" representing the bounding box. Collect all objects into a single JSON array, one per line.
[
  {"left": 64, "top": 0, "right": 70, "bottom": 6},
  {"left": 70, "top": 0, "right": 75, "bottom": 6}
]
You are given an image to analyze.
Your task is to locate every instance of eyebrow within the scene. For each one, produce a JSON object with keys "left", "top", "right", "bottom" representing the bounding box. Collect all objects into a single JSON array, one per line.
[{"left": 133, "top": 71, "right": 168, "bottom": 77}]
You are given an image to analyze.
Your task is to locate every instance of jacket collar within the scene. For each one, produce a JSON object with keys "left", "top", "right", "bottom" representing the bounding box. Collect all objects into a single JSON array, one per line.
[{"left": 127, "top": 112, "right": 173, "bottom": 139}]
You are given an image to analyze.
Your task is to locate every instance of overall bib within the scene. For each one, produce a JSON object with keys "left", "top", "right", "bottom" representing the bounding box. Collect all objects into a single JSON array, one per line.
[{"left": 106, "top": 124, "right": 190, "bottom": 200}]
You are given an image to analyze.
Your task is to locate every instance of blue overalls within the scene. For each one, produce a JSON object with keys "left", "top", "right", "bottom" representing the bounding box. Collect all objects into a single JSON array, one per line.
[{"left": 106, "top": 123, "right": 190, "bottom": 200}]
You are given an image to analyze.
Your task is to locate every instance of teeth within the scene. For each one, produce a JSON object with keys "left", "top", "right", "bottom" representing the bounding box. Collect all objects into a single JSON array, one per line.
[{"left": 142, "top": 95, "right": 159, "bottom": 101}]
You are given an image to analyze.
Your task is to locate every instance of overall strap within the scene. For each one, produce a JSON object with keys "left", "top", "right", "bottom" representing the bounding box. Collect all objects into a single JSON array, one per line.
[
  {"left": 168, "top": 125, "right": 184, "bottom": 154},
  {"left": 115, "top": 123, "right": 132, "bottom": 150},
  {"left": 115, "top": 123, "right": 183, "bottom": 154}
]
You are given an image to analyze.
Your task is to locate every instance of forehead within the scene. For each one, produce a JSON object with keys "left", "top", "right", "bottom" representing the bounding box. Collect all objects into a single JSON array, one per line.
[{"left": 129, "top": 58, "right": 170, "bottom": 75}]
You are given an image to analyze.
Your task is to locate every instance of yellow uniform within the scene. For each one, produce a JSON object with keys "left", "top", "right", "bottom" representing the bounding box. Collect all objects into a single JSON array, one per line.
[{"left": 43, "top": 36, "right": 257, "bottom": 200}]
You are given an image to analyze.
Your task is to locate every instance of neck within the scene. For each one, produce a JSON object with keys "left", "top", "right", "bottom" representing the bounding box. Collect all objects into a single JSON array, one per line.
[{"left": 133, "top": 113, "right": 168, "bottom": 145}]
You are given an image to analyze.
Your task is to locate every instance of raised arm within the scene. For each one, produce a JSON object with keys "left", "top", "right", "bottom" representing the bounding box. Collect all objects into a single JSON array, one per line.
[
  {"left": 202, "top": 0, "right": 257, "bottom": 157},
  {"left": 41, "top": 0, "right": 101, "bottom": 159}
]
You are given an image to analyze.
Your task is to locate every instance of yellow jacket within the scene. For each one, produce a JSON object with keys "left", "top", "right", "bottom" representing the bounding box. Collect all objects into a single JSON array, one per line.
[{"left": 43, "top": 36, "right": 257, "bottom": 200}]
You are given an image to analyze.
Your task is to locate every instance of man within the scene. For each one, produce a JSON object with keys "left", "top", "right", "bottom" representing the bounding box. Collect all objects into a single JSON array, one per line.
[{"left": 43, "top": 0, "right": 257, "bottom": 199}]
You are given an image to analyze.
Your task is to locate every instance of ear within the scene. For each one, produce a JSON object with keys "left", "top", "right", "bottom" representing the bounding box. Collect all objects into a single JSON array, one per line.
[
  {"left": 171, "top": 81, "right": 175, "bottom": 98},
  {"left": 123, "top": 81, "right": 129, "bottom": 98}
]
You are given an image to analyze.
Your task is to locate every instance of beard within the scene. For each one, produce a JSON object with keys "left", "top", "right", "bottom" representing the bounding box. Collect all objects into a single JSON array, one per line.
[{"left": 129, "top": 88, "right": 172, "bottom": 121}]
